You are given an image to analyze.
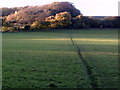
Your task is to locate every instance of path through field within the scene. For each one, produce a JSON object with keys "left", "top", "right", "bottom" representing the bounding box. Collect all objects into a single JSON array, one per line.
[
  {"left": 2, "top": 29, "right": 118, "bottom": 88},
  {"left": 67, "top": 30, "right": 118, "bottom": 88},
  {"left": 69, "top": 33, "right": 98, "bottom": 88}
]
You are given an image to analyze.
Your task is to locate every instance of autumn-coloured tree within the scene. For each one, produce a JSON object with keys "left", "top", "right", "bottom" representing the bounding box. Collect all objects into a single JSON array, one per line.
[
  {"left": 31, "top": 21, "right": 41, "bottom": 28},
  {"left": 45, "top": 11, "right": 72, "bottom": 28},
  {"left": 31, "top": 20, "right": 50, "bottom": 30},
  {"left": 5, "top": 2, "right": 80, "bottom": 25}
]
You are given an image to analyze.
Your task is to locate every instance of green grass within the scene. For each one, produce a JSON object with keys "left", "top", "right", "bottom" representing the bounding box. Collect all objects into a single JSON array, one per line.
[
  {"left": 2, "top": 29, "right": 118, "bottom": 88},
  {"left": 70, "top": 30, "right": 118, "bottom": 88}
]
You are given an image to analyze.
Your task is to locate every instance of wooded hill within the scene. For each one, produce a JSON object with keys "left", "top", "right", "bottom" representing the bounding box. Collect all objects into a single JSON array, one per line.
[
  {"left": 1, "top": 2, "right": 120, "bottom": 32},
  {"left": 2, "top": 2, "right": 80, "bottom": 23}
]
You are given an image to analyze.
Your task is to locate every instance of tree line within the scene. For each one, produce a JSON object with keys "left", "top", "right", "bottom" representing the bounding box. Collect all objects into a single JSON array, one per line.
[
  {"left": 2, "top": 13, "right": 120, "bottom": 32},
  {"left": 1, "top": 2, "right": 120, "bottom": 32}
]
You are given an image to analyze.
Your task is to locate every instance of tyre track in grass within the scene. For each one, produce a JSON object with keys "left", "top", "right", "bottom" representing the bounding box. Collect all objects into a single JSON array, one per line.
[{"left": 69, "top": 33, "right": 98, "bottom": 89}]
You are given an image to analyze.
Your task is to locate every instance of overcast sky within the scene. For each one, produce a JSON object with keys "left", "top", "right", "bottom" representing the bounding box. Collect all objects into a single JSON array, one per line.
[{"left": 0, "top": 0, "right": 119, "bottom": 16}]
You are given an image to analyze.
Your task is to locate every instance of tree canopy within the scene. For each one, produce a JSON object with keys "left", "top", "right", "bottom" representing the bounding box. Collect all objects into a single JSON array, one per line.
[{"left": 1, "top": 2, "right": 119, "bottom": 32}]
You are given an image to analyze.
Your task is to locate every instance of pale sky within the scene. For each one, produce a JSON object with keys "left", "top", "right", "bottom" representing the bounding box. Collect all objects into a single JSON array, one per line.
[{"left": 0, "top": 0, "right": 119, "bottom": 16}]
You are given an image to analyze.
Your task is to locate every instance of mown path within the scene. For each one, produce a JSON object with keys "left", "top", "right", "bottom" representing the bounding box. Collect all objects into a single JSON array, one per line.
[{"left": 68, "top": 32, "right": 98, "bottom": 89}]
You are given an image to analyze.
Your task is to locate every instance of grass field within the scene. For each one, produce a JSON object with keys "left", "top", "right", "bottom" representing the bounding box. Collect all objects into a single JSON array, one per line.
[{"left": 2, "top": 29, "right": 118, "bottom": 88}]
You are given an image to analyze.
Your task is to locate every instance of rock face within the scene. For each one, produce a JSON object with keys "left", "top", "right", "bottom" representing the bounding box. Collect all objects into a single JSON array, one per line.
[{"left": 5, "top": 2, "right": 81, "bottom": 24}]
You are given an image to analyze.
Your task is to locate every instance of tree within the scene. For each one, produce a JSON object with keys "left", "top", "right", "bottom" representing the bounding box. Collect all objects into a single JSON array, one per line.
[
  {"left": 113, "top": 16, "right": 120, "bottom": 28},
  {"left": 1, "top": 7, "right": 18, "bottom": 16},
  {"left": 45, "top": 11, "right": 72, "bottom": 28},
  {"left": 5, "top": 2, "right": 80, "bottom": 25},
  {"left": 31, "top": 20, "right": 50, "bottom": 30},
  {"left": 71, "top": 14, "right": 83, "bottom": 29},
  {"left": 31, "top": 21, "right": 41, "bottom": 28}
]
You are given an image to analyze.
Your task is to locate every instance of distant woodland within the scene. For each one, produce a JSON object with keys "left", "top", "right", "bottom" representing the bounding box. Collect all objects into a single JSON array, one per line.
[{"left": 0, "top": 2, "right": 120, "bottom": 32}]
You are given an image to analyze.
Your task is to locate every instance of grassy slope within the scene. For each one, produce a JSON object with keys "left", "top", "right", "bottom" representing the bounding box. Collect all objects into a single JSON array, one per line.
[{"left": 2, "top": 29, "right": 118, "bottom": 88}]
